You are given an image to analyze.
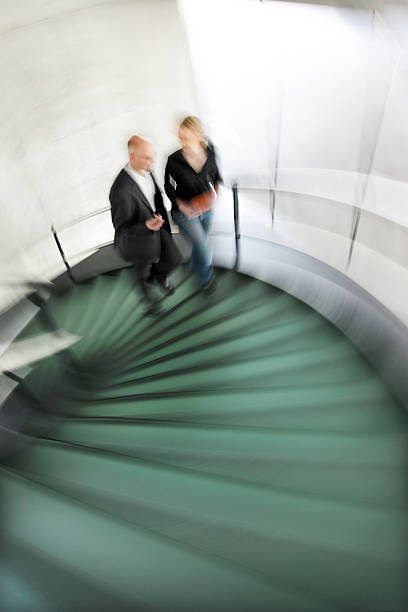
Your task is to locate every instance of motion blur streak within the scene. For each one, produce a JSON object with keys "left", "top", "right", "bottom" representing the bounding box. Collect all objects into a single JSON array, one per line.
[
  {"left": 1, "top": 266, "right": 407, "bottom": 611},
  {"left": 0, "top": 0, "right": 408, "bottom": 611}
]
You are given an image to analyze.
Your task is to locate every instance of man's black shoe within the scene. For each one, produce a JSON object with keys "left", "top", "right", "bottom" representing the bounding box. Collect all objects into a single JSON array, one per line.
[
  {"left": 146, "top": 274, "right": 174, "bottom": 294},
  {"left": 156, "top": 276, "right": 175, "bottom": 294}
]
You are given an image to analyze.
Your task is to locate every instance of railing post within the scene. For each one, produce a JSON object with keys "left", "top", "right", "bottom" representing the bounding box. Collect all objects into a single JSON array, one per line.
[
  {"left": 347, "top": 206, "right": 361, "bottom": 268},
  {"left": 270, "top": 189, "right": 276, "bottom": 228},
  {"left": 2, "top": 368, "right": 44, "bottom": 409},
  {"left": 232, "top": 182, "right": 241, "bottom": 270},
  {"left": 52, "top": 226, "right": 76, "bottom": 285},
  {"left": 27, "top": 291, "right": 81, "bottom": 373}
]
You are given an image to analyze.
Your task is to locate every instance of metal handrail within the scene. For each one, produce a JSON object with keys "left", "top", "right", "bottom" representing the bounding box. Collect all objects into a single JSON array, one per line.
[
  {"left": 234, "top": 183, "right": 359, "bottom": 210},
  {"left": 54, "top": 205, "right": 111, "bottom": 232},
  {"left": 226, "top": 182, "right": 404, "bottom": 269},
  {"left": 22, "top": 179, "right": 408, "bottom": 288},
  {"left": 50, "top": 183, "right": 357, "bottom": 280}
]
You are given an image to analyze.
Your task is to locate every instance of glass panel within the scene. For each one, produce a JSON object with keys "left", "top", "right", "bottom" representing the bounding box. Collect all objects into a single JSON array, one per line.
[
  {"left": 237, "top": 189, "right": 272, "bottom": 242},
  {"left": 58, "top": 211, "right": 114, "bottom": 266},
  {"left": 356, "top": 212, "right": 408, "bottom": 270},
  {"left": 211, "top": 186, "right": 235, "bottom": 237},
  {"left": 275, "top": 192, "right": 352, "bottom": 240},
  {"left": 237, "top": 187, "right": 353, "bottom": 272}
]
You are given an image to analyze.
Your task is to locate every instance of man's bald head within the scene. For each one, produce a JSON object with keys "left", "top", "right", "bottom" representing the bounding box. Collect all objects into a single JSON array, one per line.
[
  {"left": 128, "top": 135, "right": 154, "bottom": 174},
  {"left": 128, "top": 135, "right": 151, "bottom": 153}
]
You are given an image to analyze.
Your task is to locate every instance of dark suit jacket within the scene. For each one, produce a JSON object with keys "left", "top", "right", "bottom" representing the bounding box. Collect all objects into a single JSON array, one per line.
[{"left": 109, "top": 168, "right": 171, "bottom": 263}]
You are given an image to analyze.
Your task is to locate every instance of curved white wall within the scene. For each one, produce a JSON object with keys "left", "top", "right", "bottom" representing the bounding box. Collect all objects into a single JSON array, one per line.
[
  {"left": 0, "top": 0, "right": 197, "bottom": 312},
  {"left": 2, "top": 0, "right": 408, "bottom": 331},
  {"left": 181, "top": 0, "right": 408, "bottom": 326}
]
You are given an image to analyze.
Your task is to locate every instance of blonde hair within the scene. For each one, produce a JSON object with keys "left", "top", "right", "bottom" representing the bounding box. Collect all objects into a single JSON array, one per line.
[{"left": 179, "top": 115, "right": 207, "bottom": 149}]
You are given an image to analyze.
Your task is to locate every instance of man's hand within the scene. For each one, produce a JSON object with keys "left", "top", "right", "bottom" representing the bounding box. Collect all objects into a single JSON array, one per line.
[{"left": 146, "top": 214, "right": 164, "bottom": 231}]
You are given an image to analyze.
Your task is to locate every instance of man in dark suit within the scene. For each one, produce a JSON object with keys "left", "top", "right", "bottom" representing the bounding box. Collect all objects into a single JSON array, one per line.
[{"left": 110, "top": 135, "right": 181, "bottom": 315}]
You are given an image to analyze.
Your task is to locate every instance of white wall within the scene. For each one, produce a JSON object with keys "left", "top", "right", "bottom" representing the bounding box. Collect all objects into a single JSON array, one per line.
[
  {"left": 3, "top": 0, "right": 408, "bottom": 328},
  {"left": 181, "top": 0, "right": 408, "bottom": 326},
  {"left": 0, "top": 0, "right": 197, "bottom": 312},
  {"left": 179, "top": 0, "right": 377, "bottom": 181}
]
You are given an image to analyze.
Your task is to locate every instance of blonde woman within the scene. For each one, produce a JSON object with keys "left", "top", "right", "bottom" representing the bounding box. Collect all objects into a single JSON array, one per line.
[{"left": 164, "top": 116, "right": 222, "bottom": 294}]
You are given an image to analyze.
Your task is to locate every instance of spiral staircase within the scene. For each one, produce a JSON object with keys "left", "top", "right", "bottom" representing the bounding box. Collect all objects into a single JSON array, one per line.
[{"left": 0, "top": 264, "right": 407, "bottom": 611}]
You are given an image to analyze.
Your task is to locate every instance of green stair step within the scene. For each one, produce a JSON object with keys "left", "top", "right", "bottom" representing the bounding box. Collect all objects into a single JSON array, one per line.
[{"left": 0, "top": 468, "right": 335, "bottom": 612}]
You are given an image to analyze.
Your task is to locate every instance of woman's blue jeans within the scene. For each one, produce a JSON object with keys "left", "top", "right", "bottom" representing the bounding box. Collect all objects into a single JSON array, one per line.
[{"left": 172, "top": 209, "right": 213, "bottom": 287}]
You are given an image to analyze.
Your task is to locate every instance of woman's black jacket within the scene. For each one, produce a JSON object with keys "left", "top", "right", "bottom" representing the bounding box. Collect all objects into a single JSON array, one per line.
[{"left": 164, "top": 143, "right": 222, "bottom": 213}]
